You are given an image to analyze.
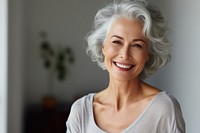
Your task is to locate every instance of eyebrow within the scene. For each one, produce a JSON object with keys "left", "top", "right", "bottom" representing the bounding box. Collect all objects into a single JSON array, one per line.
[
  {"left": 111, "top": 35, "right": 124, "bottom": 40},
  {"left": 111, "top": 35, "right": 146, "bottom": 43}
]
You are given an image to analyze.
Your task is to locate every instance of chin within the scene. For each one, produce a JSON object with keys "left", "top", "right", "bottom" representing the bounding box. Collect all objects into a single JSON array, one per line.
[{"left": 110, "top": 73, "right": 138, "bottom": 82}]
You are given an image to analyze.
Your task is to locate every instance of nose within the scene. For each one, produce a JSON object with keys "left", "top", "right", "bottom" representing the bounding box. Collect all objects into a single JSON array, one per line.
[{"left": 119, "top": 45, "right": 130, "bottom": 60}]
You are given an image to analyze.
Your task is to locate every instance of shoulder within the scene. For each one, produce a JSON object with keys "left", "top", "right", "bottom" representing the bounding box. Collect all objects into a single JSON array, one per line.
[
  {"left": 155, "top": 91, "right": 182, "bottom": 113},
  {"left": 70, "top": 93, "right": 95, "bottom": 114},
  {"left": 153, "top": 91, "right": 185, "bottom": 132},
  {"left": 66, "top": 93, "right": 95, "bottom": 132}
]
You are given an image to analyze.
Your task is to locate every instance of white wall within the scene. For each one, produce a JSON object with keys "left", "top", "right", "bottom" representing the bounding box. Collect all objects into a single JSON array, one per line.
[
  {"left": 0, "top": 0, "right": 8, "bottom": 133},
  {"left": 149, "top": 0, "right": 200, "bottom": 132}
]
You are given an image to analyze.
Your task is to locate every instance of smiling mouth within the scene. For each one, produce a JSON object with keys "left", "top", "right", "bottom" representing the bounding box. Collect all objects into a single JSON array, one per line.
[{"left": 113, "top": 62, "right": 134, "bottom": 70}]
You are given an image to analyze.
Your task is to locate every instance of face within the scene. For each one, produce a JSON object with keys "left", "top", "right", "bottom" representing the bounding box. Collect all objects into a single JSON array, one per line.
[{"left": 102, "top": 17, "right": 149, "bottom": 81}]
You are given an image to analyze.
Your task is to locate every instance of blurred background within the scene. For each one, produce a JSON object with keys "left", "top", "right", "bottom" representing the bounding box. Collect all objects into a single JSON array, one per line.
[{"left": 0, "top": 0, "right": 200, "bottom": 133}]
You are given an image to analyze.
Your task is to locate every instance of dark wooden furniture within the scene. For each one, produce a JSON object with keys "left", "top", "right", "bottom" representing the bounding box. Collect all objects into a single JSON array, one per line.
[{"left": 24, "top": 103, "right": 71, "bottom": 133}]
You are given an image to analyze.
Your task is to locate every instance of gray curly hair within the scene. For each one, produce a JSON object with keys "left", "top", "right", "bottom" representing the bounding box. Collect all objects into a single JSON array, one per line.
[{"left": 86, "top": 0, "right": 171, "bottom": 79}]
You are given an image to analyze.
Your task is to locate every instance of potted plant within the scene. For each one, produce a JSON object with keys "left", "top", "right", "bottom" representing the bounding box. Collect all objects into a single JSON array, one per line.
[{"left": 39, "top": 31, "right": 75, "bottom": 109}]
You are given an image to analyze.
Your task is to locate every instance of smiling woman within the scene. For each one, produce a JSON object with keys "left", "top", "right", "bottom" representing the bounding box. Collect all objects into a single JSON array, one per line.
[
  {"left": 102, "top": 17, "right": 149, "bottom": 81},
  {"left": 66, "top": 0, "right": 185, "bottom": 133}
]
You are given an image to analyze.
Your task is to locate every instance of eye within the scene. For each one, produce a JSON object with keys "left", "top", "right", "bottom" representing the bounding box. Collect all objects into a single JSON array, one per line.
[
  {"left": 132, "top": 43, "right": 143, "bottom": 48},
  {"left": 112, "top": 40, "right": 122, "bottom": 45}
]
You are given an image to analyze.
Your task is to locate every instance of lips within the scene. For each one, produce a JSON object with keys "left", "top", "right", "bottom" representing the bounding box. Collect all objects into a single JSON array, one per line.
[{"left": 114, "top": 62, "right": 134, "bottom": 70}]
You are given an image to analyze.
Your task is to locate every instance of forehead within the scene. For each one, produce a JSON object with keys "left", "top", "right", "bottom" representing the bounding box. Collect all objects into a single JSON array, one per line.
[{"left": 107, "top": 17, "right": 145, "bottom": 39}]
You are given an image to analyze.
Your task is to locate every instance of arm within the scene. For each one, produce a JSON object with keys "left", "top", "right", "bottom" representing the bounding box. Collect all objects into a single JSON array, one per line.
[
  {"left": 160, "top": 94, "right": 185, "bottom": 133},
  {"left": 170, "top": 95, "right": 185, "bottom": 133},
  {"left": 66, "top": 101, "right": 82, "bottom": 133}
]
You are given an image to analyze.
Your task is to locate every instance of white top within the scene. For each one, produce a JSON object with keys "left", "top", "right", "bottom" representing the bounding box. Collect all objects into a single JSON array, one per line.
[{"left": 66, "top": 91, "right": 185, "bottom": 133}]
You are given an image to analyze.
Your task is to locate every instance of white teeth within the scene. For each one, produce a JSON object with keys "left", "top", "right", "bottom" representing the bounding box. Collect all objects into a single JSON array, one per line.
[{"left": 115, "top": 62, "right": 132, "bottom": 69}]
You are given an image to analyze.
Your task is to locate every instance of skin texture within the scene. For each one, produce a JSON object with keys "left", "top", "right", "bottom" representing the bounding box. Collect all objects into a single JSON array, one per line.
[{"left": 93, "top": 17, "right": 160, "bottom": 133}]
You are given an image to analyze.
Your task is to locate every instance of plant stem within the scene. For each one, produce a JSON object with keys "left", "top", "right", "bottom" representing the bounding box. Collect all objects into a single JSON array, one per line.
[{"left": 47, "top": 67, "right": 54, "bottom": 96}]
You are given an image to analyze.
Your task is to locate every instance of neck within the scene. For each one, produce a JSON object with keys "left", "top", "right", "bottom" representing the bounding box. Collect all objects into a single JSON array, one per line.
[{"left": 106, "top": 77, "right": 143, "bottom": 111}]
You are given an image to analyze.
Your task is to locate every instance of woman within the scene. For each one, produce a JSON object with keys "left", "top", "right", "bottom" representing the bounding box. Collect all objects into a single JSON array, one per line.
[{"left": 66, "top": 0, "right": 185, "bottom": 133}]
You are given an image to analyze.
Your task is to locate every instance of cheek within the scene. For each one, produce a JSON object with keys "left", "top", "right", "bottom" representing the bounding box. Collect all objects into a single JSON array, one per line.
[
  {"left": 102, "top": 44, "right": 118, "bottom": 57},
  {"left": 135, "top": 52, "right": 149, "bottom": 64}
]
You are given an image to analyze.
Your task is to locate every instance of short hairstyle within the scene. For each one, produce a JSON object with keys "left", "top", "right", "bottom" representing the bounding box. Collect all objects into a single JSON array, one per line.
[{"left": 86, "top": 0, "right": 171, "bottom": 79}]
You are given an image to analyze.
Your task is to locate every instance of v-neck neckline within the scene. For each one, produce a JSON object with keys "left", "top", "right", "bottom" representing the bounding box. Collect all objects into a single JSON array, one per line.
[{"left": 90, "top": 91, "right": 163, "bottom": 133}]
